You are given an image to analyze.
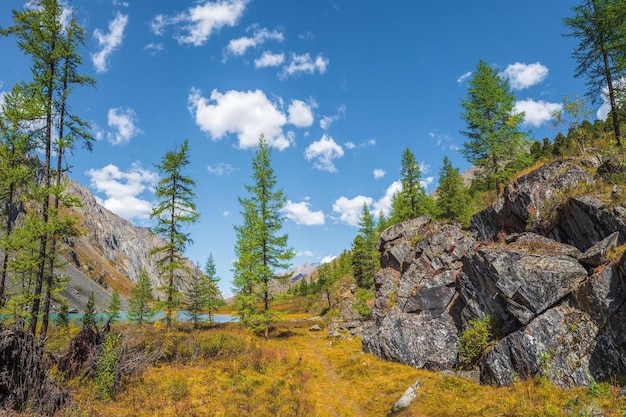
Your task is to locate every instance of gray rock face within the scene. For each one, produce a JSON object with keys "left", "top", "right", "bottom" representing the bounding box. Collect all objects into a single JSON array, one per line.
[{"left": 364, "top": 159, "right": 626, "bottom": 388}]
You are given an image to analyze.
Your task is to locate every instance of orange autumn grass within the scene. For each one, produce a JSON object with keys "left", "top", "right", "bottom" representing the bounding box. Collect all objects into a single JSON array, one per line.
[{"left": 56, "top": 318, "right": 626, "bottom": 417}]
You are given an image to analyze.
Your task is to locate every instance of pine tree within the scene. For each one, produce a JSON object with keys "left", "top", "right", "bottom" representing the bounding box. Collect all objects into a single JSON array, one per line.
[
  {"left": 435, "top": 156, "right": 471, "bottom": 226},
  {"left": 150, "top": 139, "right": 199, "bottom": 330},
  {"left": 186, "top": 263, "right": 210, "bottom": 328},
  {"left": 233, "top": 135, "right": 294, "bottom": 338},
  {"left": 128, "top": 269, "right": 154, "bottom": 327},
  {"left": 106, "top": 289, "right": 122, "bottom": 324},
  {"left": 564, "top": 0, "right": 626, "bottom": 146},
  {"left": 460, "top": 59, "right": 528, "bottom": 196}
]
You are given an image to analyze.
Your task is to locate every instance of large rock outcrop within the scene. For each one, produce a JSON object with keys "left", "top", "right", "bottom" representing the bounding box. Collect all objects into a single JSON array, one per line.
[{"left": 363, "top": 159, "right": 626, "bottom": 388}]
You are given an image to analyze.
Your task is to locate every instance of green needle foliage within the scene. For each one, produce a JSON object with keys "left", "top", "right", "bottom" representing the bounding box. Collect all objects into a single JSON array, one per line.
[
  {"left": 460, "top": 60, "right": 529, "bottom": 196},
  {"left": 128, "top": 269, "right": 154, "bottom": 327},
  {"left": 233, "top": 135, "right": 294, "bottom": 338},
  {"left": 563, "top": 0, "right": 626, "bottom": 146},
  {"left": 150, "top": 139, "right": 199, "bottom": 330}
]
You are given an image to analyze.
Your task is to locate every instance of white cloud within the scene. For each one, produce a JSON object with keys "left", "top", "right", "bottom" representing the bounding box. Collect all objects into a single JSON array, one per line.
[
  {"left": 419, "top": 161, "right": 430, "bottom": 174},
  {"left": 502, "top": 62, "right": 549, "bottom": 90},
  {"left": 144, "top": 42, "right": 164, "bottom": 56},
  {"left": 320, "top": 105, "right": 346, "bottom": 130},
  {"left": 304, "top": 134, "right": 344, "bottom": 172},
  {"left": 254, "top": 51, "right": 285, "bottom": 68},
  {"left": 107, "top": 107, "right": 141, "bottom": 145},
  {"left": 86, "top": 162, "right": 158, "bottom": 221},
  {"left": 345, "top": 138, "right": 376, "bottom": 150},
  {"left": 281, "top": 53, "right": 329, "bottom": 79},
  {"left": 92, "top": 12, "right": 128, "bottom": 73},
  {"left": 281, "top": 200, "right": 325, "bottom": 225},
  {"left": 332, "top": 195, "right": 372, "bottom": 227},
  {"left": 226, "top": 27, "right": 283, "bottom": 56},
  {"left": 597, "top": 78, "right": 626, "bottom": 120},
  {"left": 373, "top": 169, "right": 386, "bottom": 179},
  {"left": 150, "top": 0, "right": 247, "bottom": 46},
  {"left": 207, "top": 162, "right": 234, "bottom": 176},
  {"left": 372, "top": 181, "right": 401, "bottom": 217},
  {"left": 297, "top": 250, "right": 314, "bottom": 257},
  {"left": 514, "top": 99, "right": 562, "bottom": 127},
  {"left": 421, "top": 176, "right": 435, "bottom": 190},
  {"left": 321, "top": 255, "right": 336, "bottom": 264},
  {"left": 287, "top": 99, "right": 314, "bottom": 127},
  {"left": 188, "top": 88, "right": 298, "bottom": 150},
  {"left": 457, "top": 71, "right": 472, "bottom": 84}
]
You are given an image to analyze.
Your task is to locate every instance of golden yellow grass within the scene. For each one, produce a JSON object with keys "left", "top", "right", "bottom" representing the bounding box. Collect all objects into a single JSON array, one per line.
[{"left": 64, "top": 321, "right": 626, "bottom": 417}]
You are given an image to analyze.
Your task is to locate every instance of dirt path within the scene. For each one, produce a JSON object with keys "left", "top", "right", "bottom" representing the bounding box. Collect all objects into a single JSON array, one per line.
[{"left": 298, "top": 331, "right": 365, "bottom": 417}]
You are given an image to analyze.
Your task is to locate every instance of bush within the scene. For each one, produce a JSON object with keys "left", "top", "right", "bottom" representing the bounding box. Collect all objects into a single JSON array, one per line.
[
  {"left": 94, "top": 333, "right": 120, "bottom": 399},
  {"left": 459, "top": 315, "right": 496, "bottom": 364}
]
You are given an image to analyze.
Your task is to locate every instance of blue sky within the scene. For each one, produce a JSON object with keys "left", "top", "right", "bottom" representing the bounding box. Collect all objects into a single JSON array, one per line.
[{"left": 0, "top": 0, "right": 600, "bottom": 296}]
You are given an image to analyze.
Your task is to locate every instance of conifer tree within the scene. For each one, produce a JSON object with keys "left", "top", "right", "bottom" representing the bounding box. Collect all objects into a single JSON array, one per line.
[
  {"left": 150, "top": 139, "right": 199, "bottom": 330},
  {"left": 460, "top": 60, "right": 527, "bottom": 196},
  {"left": 389, "top": 148, "right": 428, "bottom": 224},
  {"left": 204, "top": 253, "right": 223, "bottom": 321},
  {"left": 351, "top": 203, "right": 378, "bottom": 290},
  {"left": 0, "top": 85, "right": 39, "bottom": 306},
  {"left": 435, "top": 156, "right": 471, "bottom": 226},
  {"left": 564, "top": 0, "right": 626, "bottom": 146},
  {"left": 82, "top": 291, "right": 96, "bottom": 329},
  {"left": 106, "top": 289, "right": 122, "bottom": 324},
  {"left": 233, "top": 135, "right": 294, "bottom": 338},
  {"left": 55, "top": 297, "right": 70, "bottom": 328},
  {"left": 128, "top": 269, "right": 154, "bottom": 327}
]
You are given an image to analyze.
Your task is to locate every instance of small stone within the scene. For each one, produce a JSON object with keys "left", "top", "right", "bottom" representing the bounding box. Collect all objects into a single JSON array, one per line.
[
  {"left": 309, "top": 324, "right": 322, "bottom": 331},
  {"left": 391, "top": 380, "right": 421, "bottom": 413}
]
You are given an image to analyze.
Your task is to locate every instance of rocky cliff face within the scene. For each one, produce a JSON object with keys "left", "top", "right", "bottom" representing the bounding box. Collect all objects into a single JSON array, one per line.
[
  {"left": 363, "top": 158, "right": 626, "bottom": 388},
  {"left": 58, "top": 179, "right": 183, "bottom": 311}
]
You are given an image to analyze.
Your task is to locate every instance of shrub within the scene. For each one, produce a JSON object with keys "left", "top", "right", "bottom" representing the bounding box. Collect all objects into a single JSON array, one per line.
[
  {"left": 459, "top": 315, "right": 497, "bottom": 364},
  {"left": 94, "top": 333, "right": 120, "bottom": 399}
]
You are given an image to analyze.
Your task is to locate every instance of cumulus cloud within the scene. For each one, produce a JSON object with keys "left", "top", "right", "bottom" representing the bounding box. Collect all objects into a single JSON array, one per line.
[
  {"left": 287, "top": 99, "right": 314, "bottom": 127},
  {"left": 332, "top": 195, "right": 372, "bottom": 227},
  {"left": 281, "top": 53, "right": 329, "bottom": 79},
  {"left": 254, "top": 51, "right": 285, "bottom": 68},
  {"left": 226, "top": 27, "right": 283, "bottom": 56},
  {"left": 373, "top": 169, "right": 386, "bottom": 179},
  {"left": 514, "top": 99, "right": 562, "bottom": 127},
  {"left": 86, "top": 162, "right": 158, "bottom": 221},
  {"left": 297, "top": 250, "right": 314, "bottom": 257},
  {"left": 151, "top": 0, "right": 247, "bottom": 46},
  {"left": 207, "top": 162, "right": 234, "bottom": 176},
  {"left": 107, "top": 107, "right": 141, "bottom": 145},
  {"left": 502, "top": 62, "right": 549, "bottom": 90},
  {"left": 372, "top": 181, "right": 401, "bottom": 217},
  {"left": 92, "top": 12, "right": 128, "bottom": 73},
  {"left": 304, "top": 134, "right": 344, "bottom": 172},
  {"left": 281, "top": 200, "right": 325, "bottom": 225},
  {"left": 188, "top": 88, "right": 303, "bottom": 150},
  {"left": 421, "top": 176, "right": 435, "bottom": 190}
]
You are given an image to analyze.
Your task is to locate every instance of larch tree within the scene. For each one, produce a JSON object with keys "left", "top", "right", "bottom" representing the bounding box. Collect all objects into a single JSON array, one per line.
[
  {"left": 0, "top": 85, "right": 40, "bottom": 306},
  {"left": 150, "top": 139, "right": 199, "bottom": 330},
  {"left": 234, "top": 135, "right": 294, "bottom": 338},
  {"left": 389, "top": 148, "right": 431, "bottom": 224},
  {"left": 435, "top": 156, "right": 471, "bottom": 226},
  {"left": 204, "top": 253, "right": 223, "bottom": 321},
  {"left": 460, "top": 59, "right": 527, "bottom": 196},
  {"left": 351, "top": 203, "right": 378, "bottom": 290},
  {"left": 564, "top": 0, "right": 626, "bottom": 146},
  {"left": 232, "top": 198, "right": 261, "bottom": 323},
  {"left": 128, "top": 269, "right": 154, "bottom": 327},
  {"left": 2, "top": 0, "right": 93, "bottom": 342}
]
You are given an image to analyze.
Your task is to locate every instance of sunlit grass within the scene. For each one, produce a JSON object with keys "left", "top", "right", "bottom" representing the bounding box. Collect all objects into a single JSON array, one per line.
[{"left": 61, "top": 319, "right": 626, "bottom": 417}]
